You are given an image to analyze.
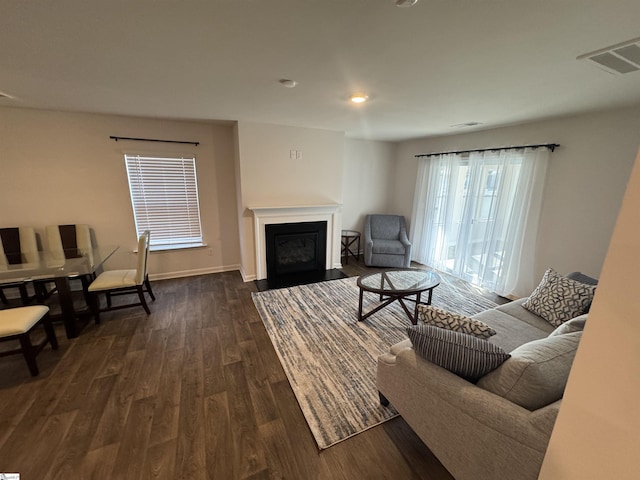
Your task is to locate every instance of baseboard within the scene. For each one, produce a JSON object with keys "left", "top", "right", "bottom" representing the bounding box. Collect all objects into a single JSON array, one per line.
[
  {"left": 149, "top": 264, "right": 241, "bottom": 281},
  {"left": 240, "top": 268, "right": 257, "bottom": 282}
]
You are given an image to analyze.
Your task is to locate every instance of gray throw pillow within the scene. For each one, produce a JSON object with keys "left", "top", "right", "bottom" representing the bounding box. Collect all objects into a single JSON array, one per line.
[
  {"left": 522, "top": 268, "right": 596, "bottom": 327},
  {"left": 417, "top": 304, "right": 497, "bottom": 339},
  {"left": 407, "top": 325, "right": 510, "bottom": 382},
  {"left": 477, "top": 331, "right": 582, "bottom": 410},
  {"left": 549, "top": 314, "right": 587, "bottom": 336}
]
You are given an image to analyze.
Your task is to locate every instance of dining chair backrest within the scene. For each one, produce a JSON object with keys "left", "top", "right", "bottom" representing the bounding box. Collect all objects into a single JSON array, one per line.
[
  {"left": 0, "top": 227, "right": 39, "bottom": 267},
  {"left": 135, "top": 231, "right": 151, "bottom": 286},
  {"left": 45, "top": 224, "right": 92, "bottom": 259}
]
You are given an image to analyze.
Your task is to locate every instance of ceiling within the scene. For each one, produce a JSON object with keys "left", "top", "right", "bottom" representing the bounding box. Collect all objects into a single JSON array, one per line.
[{"left": 2, "top": 0, "right": 640, "bottom": 141}]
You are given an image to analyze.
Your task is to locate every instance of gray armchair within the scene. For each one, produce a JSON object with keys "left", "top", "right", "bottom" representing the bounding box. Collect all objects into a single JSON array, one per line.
[{"left": 363, "top": 214, "right": 412, "bottom": 268}]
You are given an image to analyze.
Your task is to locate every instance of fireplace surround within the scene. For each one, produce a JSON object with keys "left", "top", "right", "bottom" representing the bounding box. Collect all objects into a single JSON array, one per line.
[{"left": 249, "top": 204, "right": 342, "bottom": 283}]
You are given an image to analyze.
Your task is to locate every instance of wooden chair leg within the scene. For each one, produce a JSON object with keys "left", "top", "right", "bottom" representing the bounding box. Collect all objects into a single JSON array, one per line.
[
  {"left": 106, "top": 292, "right": 112, "bottom": 308},
  {"left": 89, "top": 292, "right": 101, "bottom": 324},
  {"left": 145, "top": 275, "right": 156, "bottom": 301},
  {"left": 42, "top": 313, "right": 59, "bottom": 350},
  {"left": 0, "top": 289, "right": 7, "bottom": 305},
  {"left": 19, "top": 333, "right": 39, "bottom": 376},
  {"left": 80, "top": 274, "right": 92, "bottom": 307},
  {"left": 138, "top": 286, "right": 151, "bottom": 315},
  {"left": 18, "top": 284, "right": 30, "bottom": 305}
]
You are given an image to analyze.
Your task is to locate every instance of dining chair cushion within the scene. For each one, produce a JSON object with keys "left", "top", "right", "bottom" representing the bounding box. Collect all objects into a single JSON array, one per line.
[
  {"left": 0, "top": 305, "right": 50, "bottom": 337},
  {"left": 88, "top": 269, "right": 137, "bottom": 292}
]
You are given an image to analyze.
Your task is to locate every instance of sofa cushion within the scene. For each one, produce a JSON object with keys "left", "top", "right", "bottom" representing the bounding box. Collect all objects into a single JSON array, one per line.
[
  {"left": 522, "top": 268, "right": 596, "bottom": 327},
  {"left": 406, "top": 325, "right": 510, "bottom": 382},
  {"left": 477, "top": 331, "right": 582, "bottom": 410},
  {"left": 548, "top": 314, "right": 587, "bottom": 337},
  {"left": 418, "top": 305, "right": 496, "bottom": 339},
  {"left": 493, "top": 298, "right": 556, "bottom": 333},
  {"left": 473, "top": 307, "right": 550, "bottom": 352}
]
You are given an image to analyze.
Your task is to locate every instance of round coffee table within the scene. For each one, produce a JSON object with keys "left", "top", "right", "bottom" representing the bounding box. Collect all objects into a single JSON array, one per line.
[{"left": 357, "top": 268, "right": 441, "bottom": 324}]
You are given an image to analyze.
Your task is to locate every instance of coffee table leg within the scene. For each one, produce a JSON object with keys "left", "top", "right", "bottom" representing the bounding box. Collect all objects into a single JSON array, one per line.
[
  {"left": 413, "top": 292, "right": 422, "bottom": 325},
  {"left": 358, "top": 287, "right": 364, "bottom": 321}
]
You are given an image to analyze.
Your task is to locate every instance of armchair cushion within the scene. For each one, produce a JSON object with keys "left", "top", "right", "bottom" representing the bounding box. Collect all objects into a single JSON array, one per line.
[{"left": 371, "top": 239, "right": 407, "bottom": 255}]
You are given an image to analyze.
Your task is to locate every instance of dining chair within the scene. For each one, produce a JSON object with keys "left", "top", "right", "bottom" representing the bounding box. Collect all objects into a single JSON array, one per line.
[
  {"left": 0, "top": 305, "right": 58, "bottom": 376},
  {"left": 88, "top": 231, "right": 155, "bottom": 323},
  {"left": 0, "top": 226, "right": 40, "bottom": 305},
  {"left": 45, "top": 224, "right": 93, "bottom": 258},
  {"left": 40, "top": 224, "right": 95, "bottom": 300}
]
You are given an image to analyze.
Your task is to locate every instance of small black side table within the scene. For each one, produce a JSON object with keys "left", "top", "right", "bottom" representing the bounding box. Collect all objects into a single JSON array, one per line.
[{"left": 341, "top": 230, "right": 361, "bottom": 264}]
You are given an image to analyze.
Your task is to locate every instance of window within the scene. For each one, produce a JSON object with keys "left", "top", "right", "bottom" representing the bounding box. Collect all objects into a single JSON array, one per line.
[
  {"left": 410, "top": 147, "right": 551, "bottom": 297},
  {"left": 125, "top": 154, "right": 204, "bottom": 250}
]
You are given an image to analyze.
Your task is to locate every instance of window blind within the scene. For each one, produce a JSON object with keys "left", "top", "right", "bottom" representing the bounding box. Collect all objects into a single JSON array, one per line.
[{"left": 125, "top": 154, "right": 204, "bottom": 250}]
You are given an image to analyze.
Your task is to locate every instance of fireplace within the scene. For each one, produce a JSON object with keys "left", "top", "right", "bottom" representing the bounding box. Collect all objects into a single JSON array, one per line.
[
  {"left": 248, "top": 204, "right": 344, "bottom": 286},
  {"left": 265, "top": 221, "right": 327, "bottom": 284}
]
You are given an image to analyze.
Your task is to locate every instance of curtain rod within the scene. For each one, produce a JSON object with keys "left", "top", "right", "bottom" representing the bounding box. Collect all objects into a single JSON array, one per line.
[
  {"left": 415, "top": 143, "right": 559, "bottom": 158},
  {"left": 110, "top": 136, "right": 199, "bottom": 146}
]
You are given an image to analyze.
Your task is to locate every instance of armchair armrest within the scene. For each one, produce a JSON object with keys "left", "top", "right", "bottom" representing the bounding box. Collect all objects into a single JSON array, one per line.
[{"left": 398, "top": 228, "right": 411, "bottom": 247}]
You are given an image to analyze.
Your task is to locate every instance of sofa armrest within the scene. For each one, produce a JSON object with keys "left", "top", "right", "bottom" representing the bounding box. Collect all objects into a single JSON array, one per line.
[
  {"left": 396, "top": 346, "right": 552, "bottom": 447},
  {"left": 377, "top": 343, "right": 556, "bottom": 480}
]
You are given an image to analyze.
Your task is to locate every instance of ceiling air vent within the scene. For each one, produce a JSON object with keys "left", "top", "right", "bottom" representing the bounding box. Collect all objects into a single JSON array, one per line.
[{"left": 578, "top": 37, "right": 640, "bottom": 74}]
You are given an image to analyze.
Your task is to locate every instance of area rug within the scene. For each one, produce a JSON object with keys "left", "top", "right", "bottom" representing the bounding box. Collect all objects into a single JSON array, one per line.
[{"left": 251, "top": 275, "right": 498, "bottom": 450}]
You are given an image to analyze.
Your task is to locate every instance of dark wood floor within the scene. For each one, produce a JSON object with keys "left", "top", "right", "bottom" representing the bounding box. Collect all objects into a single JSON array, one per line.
[{"left": 0, "top": 258, "right": 484, "bottom": 479}]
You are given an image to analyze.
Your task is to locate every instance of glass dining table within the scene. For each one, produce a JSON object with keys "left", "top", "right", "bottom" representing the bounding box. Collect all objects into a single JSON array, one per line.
[{"left": 0, "top": 246, "right": 119, "bottom": 338}]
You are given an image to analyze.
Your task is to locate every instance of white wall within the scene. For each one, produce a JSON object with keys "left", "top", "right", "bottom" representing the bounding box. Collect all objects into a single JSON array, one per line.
[
  {"left": 342, "top": 138, "right": 395, "bottom": 235},
  {"left": 391, "top": 105, "right": 640, "bottom": 285},
  {"left": 539, "top": 148, "right": 640, "bottom": 480},
  {"left": 0, "top": 107, "right": 241, "bottom": 278},
  {"left": 235, "top": 121, "right": 345, "bottom": 280}
]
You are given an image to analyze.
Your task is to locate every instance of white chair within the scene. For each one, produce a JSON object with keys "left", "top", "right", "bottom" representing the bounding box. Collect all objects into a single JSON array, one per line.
[
  {"left": 0, "top": 226, "right": 40, "bottom": 305},
  {"left": 41, "top": 224, "right": 94, "bottom": 300},
  {"left": 0, "top": 305, "right": 58, "bottom": 376},
  {"left": 45, "top": 224, "right": 93, "bottom": 259},
  {"left": 88, "top": 231, "right": 155, "bottom": 323}
]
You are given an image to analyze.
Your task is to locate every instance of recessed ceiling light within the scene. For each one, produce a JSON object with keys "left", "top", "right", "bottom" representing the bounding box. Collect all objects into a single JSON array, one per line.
[
  {"left": 279, "top": 79, "right": 297, "bottom": 88},
  {"left": 350, "top": 93, "right": 369, "bottom": 104},
  {"left": 395, "top": 0, "right": 418, "bottom": 7}
]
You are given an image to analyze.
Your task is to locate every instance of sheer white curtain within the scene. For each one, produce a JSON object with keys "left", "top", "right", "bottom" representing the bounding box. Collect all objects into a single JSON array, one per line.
[{"left": 410, "top": 147, "right": 549, "bottom": 297}]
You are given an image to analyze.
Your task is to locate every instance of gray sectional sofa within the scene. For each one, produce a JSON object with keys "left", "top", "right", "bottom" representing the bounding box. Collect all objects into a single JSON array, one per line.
[{"left": 376, "top": 272, "right": 596, "bottom": 480}]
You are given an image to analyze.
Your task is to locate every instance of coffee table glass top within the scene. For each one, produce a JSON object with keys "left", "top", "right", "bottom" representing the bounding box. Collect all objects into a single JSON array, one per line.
[{"left": 358, "top": 268, "right": 441, "bottom": 293}]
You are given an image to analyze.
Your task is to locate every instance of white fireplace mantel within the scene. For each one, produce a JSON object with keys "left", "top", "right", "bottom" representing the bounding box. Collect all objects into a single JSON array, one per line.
[{"left": 249, "top": 204, "right": 343, "bottom": 280}]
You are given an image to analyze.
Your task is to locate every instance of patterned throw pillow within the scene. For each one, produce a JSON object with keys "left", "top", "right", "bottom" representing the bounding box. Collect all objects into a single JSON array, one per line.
[
  {"left": 522, "top": 269, "right": 596, "bottom": 327},
  {"left": 407, "top": 325, "right": 510, "bottom": 382},
  {"left": 417, "top": 305, "right": 496, "bottom": 339}
]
